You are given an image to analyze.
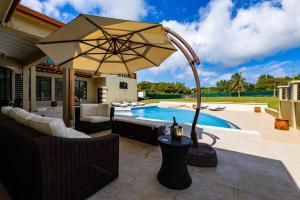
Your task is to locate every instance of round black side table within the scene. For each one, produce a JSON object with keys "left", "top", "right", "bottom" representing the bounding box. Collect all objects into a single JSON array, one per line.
[{"left": 157, "top": 134, "right": 192, "bottom": 190}]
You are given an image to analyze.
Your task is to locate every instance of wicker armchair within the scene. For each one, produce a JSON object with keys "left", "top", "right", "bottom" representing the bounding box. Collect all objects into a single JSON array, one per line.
[{"left": 75, "top": 104, "right": 114, "bottom": 133}]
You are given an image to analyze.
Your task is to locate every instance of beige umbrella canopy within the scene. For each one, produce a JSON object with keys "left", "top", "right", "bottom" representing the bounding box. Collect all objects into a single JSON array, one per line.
[
  {"left": 37, "top": 14, "right": 212, "bottom": 167},
  {"left": 37, "top": 14, "right": 177, "bottom": 74}
]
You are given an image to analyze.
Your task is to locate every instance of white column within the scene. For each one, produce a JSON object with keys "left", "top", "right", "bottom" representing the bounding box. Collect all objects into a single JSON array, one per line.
[
  {"left": 22, "top": 56, "right": 48, "bottom": 111},
  {"left": 22, "top": 66, "right": 30, "bottom": 111},
  {"left": 51, "top": 77, "right": 56, "bottom": 101},
  {"left": 278, "top": 88, "right": 283, "bottom": 100}
]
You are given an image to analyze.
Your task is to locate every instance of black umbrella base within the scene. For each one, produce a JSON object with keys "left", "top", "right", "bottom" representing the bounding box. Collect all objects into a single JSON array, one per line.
[{"left": 187, "top": 143, "right": 218, "bottom": 167}]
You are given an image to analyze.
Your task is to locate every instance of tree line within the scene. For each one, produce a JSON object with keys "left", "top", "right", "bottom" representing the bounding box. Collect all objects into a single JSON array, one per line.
[
  {"left": 138, "top": 73, "right": 300, "bottom": 95},
  {"left": 215, "top": 73, "right": 300, "bottom": 96},
  {"left": 138, "top": 81, "right": 192, "bottom": 94}
]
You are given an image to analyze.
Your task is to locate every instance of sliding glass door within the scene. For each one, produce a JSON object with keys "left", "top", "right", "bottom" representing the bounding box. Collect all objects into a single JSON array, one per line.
[{"left": 0, "top": 66, "right": 12, "bottom": 106}]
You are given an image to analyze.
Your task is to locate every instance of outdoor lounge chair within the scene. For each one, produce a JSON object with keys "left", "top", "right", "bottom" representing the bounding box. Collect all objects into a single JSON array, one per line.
[
  {"left": 193, "top": 104, "right": 208, "bottom": 109},
  {"left": 0, "top": 107, "right": 119, "bottom": 200},
  {"left": 124, "top": 101, "right": 146, "bottom": 107},
  {"left": 137, "top": 102, "right": 145, "bottom": 106},
  {"left": 75, "top": 103, "right": 114, "bottom": 133},
  {"left": 208, "top": 106, "right": 226, "bottom": 111},
  {"left": 112, "top": 116, "right": 165, "bottom": 146},
  {"left": 122, "top": 101, "right": 138, "bottom": 107},
  {"left": 111, "top": 101, "right": 128, "bottom": 107}
]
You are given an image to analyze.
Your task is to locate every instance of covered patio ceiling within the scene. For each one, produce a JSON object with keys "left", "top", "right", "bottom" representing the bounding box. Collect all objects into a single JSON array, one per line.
[{"left": 0, "top": 27, "right": 45, "bottom": 66}]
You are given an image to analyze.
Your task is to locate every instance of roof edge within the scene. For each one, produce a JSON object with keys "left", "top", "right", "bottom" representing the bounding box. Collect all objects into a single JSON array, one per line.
[{"left": 15, "top": 4, "right": 65, "bottom": 28}]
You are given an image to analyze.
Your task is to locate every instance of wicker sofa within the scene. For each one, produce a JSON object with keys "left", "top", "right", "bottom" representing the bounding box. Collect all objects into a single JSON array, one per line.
[
  {"left": 0, "top": 107, "right": 119, "bottom": 200},
  {"left": 112, "top": 116, "right": 165, "bottom": 146},
  {"left": 75, "top": 103, "right": 114, "bottom": 133}
]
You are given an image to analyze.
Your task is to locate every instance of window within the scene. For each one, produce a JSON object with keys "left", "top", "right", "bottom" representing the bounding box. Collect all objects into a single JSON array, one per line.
[
  {"left": 55, "top": 78, "right": 63, "bottom": 101},
  {"left": 298, "top": 84, "right": 300, "bottom": 101},
  {"left": 0, "top": 66, "right": 12, "bottom": 102},
  {"left": 36, "top": 76, "right": 51, "bottom": 101},
  {"left": 15, "top": 74, "right": 22, "bottom": 99},
  {"left": 282, "top": 87, "right": 291, "bottom": 100},
  {"left": 75, "top": 80, "right": 87, "bottom": 100}
]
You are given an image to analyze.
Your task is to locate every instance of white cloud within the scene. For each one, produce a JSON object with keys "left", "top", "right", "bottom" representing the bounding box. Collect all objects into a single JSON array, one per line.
[
  {"left": 175, "top": 66, "right": 218, "bottom": 86},
  {"left": 21, "top": 0, "right": 43, "bottom": 12},
  {"left": 238, "top": 61, "right": 290, "bottom": 83},
  {"left": 20, "top": 0, "right": 148, "bottom": 22},
  {"left": 161, "top": 0, "right": 300, "bottom": 67}
]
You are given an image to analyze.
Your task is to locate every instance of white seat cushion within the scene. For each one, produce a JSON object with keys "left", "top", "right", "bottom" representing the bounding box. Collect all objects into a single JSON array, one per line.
[
  {"left": 66, "top": 128, "right": 91, "bottom": 138},
  {"left": 114, "top": 116, "right": 164, "bottom": 128},
  {"left": 27, "top": 115, "right": 68, "bottom": 137},
  {"left": 8, "top": 107, "right": 25, "bottom": 119},
  {"left": 97, "top": 104, "right": 110, "bottom": 117},
  {"left": 80, "top": 116, "right": 110, "bottom": 123},
  {"left": 80, "top": 104, "right": 98, "bottom": 117},
  {"left": 1, "top": 106, "right": 13, "bottom": 115},
  {"left": 15, "top": 110, "right": 36, "bottom": 126}
]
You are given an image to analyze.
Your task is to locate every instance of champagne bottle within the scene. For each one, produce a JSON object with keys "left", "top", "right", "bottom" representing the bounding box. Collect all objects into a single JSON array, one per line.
[{"left": 172, "top": 117, "right": 178, "bottom": 127}]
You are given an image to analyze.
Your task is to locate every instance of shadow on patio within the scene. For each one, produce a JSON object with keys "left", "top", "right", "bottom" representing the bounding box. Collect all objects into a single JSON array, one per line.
[{"left": 86, "top": 136, "right": 300, "bottom": 200}]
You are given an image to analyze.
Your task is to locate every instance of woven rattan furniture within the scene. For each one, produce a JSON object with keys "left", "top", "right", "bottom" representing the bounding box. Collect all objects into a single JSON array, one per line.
[
  {"left": 0, "top": 112, "right": 119, "bottom": 200},
  {"left": 75, "top": 105, "right": 114, "bottom": 133},
  {"left": 112, "top": 116, "right": 165, "bottom": 146},
  {"left": 157, "top": 134, "right": 192, "bottom": 190}
]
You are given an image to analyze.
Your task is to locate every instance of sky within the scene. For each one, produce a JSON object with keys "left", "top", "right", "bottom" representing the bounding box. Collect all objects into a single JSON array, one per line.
[{"left": 20, "top": 0, "right": 300, "bottom": 87}]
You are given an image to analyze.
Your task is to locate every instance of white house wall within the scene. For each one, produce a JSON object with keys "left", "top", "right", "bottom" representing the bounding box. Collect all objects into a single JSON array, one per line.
[{"left": 105, "top": 75, "right": 137, "bottom": 104}]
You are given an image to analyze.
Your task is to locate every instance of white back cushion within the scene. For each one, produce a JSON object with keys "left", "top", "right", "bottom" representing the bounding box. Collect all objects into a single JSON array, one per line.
[
  {"left": 15, "top": 110, "right": 36, "bottom": 126},
  {"left": 8, "top": 107, "right": 24, "bottom": 119},
  {"left": 80, "top": 104, "right": 98, "bottom": 117},
  {"left": 1, "top": 106, "right": 13, "bottom": 115},
  {"left": 27, "top": 115, "right": 68, "bottom": 137},
  {"left": 66, "top": 128, "right": 90, "bottom": 138},
  {"left": 97, "top": 104, "right": 110, "bottom": 117}
]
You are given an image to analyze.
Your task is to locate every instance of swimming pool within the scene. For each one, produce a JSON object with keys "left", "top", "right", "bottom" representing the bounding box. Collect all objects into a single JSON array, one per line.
[{"left": 123, "top": 106, "right": 238, "bottom": 129}]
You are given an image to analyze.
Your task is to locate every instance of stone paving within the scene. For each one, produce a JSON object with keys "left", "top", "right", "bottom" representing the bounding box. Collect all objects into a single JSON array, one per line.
[{"left": 87, "top": 121, "right": 300, "bottom": 200}]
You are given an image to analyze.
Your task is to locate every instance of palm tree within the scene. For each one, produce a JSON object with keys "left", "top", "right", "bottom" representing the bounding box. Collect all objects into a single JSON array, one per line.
[
  {"left": 229, "top": 72, "right": 246, "bottom": 97},
  {"left": 216, "top": 80, "right": 228, "bottom": 92}
]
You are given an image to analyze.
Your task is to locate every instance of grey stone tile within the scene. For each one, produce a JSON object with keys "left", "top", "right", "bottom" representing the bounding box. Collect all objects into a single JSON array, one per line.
[
  {"left": 238, "top": 154, "right": 300, "bottom": 200},
  {"left": 192, "top": 148, "right": 239, "bottom": 188},
  {"left": 113, "top": 179, "right": 178, "bottom": 200},
  {"left": 176, "top": 174, "right": 238, "bottom": 200},
  {"left": 238, "top": 190, "right": 271, "bottom": 200}
]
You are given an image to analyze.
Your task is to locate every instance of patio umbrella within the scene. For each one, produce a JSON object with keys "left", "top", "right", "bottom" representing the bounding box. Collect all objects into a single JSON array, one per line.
[
  {"left": 36, "top": 14, "right": 177, "bottom": 74},
  {"left": 37, "top": 14, "right": 213, "bottom": 167}
]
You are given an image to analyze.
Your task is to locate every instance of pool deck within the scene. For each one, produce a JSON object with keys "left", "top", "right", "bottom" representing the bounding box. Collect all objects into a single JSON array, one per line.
[
  {"left": 88, "top": 109, "right": 300, "bottom": 200},
  {"left": 1, "top": 106, "right": 300, "bottom": 199}
]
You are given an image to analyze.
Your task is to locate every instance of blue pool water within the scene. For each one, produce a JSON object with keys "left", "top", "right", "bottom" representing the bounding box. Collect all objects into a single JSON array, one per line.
[{"left": 129, "top": 106, "right": 236, "bottom": 129}]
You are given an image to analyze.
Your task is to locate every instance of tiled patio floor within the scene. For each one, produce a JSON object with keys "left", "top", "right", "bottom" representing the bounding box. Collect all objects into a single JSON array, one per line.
[
  {"left": 1, "top": 111, "right": 300, "bottom": 199},
  {"left": 86, "top": 130, "right": 300, "bottom": 200}
]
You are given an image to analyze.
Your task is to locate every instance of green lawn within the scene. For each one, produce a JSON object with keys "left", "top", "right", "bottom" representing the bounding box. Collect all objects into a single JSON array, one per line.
[{"left": 141, "top": 96, "right": 279, "bottom": 110}]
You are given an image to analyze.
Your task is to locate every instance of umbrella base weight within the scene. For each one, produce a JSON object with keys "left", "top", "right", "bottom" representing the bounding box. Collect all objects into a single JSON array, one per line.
[{"left": 187, "top": 143, "right": 218, "bottom": 167}]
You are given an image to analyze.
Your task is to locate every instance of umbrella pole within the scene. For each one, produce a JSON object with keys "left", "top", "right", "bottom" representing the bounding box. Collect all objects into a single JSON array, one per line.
[
  {"left": 62, "top": 66, "right": 74, "bottom": 127},
  {"left": 164, "top": 27, "right": 201, "bottom": 148},
  {"left": 164, "top": 27, "right": 218, "bottom": 167}
]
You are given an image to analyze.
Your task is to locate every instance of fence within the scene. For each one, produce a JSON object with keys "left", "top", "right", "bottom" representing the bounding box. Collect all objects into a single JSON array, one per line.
[
  {"left": 147, "top": 94, "right": 182, "bottom": 99},
  {"left": 147, "top": 91, "right": 277, "bottom": 99}
]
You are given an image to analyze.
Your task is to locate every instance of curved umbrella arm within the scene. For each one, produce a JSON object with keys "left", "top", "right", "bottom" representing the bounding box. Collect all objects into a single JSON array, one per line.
[
  {"left": 165, "top": 30, "right": 202, "bottom": 148},
  {"left": 163, "top": 27, "right": 200, "bottom": 65}
]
